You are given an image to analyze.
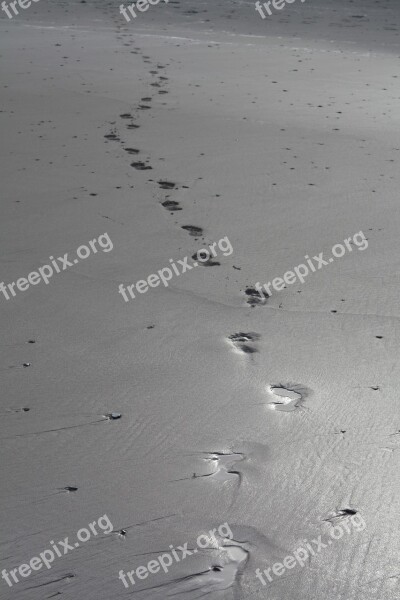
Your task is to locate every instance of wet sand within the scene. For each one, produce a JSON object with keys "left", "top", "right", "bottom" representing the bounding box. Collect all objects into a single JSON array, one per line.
[{"left": 1, "top": 1, "right": 400, "bottom": 599}]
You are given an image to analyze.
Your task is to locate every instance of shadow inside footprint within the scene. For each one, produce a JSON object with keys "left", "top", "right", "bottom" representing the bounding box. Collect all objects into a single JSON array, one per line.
[
  {"left": 131, "top": 162, "right": 152, "bottom": 170},
  {"left": 124, "top": 148, "right": 140, "bottom": 155},
  {"left": 161, "top": 200, "right": 182, "bottom": 211},
  {"left": 192, "top": 252, "right": 220, "bottom": 267},
  {"left": 207, "top": 452, "right": 244, "bottom": 482},
  {"left": 181, "top": 225, "right": 203, "bottom": 237},
  {"left": 158, "top": 180, "right": 176, "bottom": 189},
  {"left": 324, "top": 508, "right": 358, "bottom": 524},
  {"left": 268, "top": 384, "right": 304, "bottom": 412},
  {"left": 244, "top": 287, "right": 267, "bottom": 307},
  {"left": 104, "top": 133, "right": 120, "bottom": 141},
  {"left": 175, "top": 452, "right": 243, "bottom": 484},
  {"left": 228, "top": 332, "right": 261, "bottom": 354}
]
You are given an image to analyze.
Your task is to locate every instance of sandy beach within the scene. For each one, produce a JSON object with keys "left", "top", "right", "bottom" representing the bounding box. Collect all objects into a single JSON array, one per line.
[{"left": 1, "top": 0, "right": 400, "bottom": 599}]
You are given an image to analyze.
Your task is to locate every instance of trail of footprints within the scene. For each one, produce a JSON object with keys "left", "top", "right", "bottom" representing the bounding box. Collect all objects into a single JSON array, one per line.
[
  {"left": 104, "top": 46, "right": 235, "bottom": 278},
  {"left": 5, "top": 12, "right": 384, "bottom": 600},
  {"left": 100, "top": 38, "right": 321, "bottom": 598}
]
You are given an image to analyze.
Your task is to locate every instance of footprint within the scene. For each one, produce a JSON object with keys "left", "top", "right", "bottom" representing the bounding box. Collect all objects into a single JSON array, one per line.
[
  {"left": 324, "top": 508, "right": 358, "bottom": 524},
  {"left": 126, "top": 123, "right": 140, "bottom": 129},
  {"left": 228, "top": 332, "right": 260, "bottom": 354},
  {"left": 120, "top": 113, "right": 133, "bottom": 119},
  {"left": 161, "top": 200, "right": 182, "bottom": 212},
  {"left": 206, "top": 452, "right": 244, "bottom": 482},
  {"left": 104, "top": 132, "right": 120, "bottom": 141},
  {"left": 174, "top": 452, "right": 244, "bottom": 484},
  {"left": 181, "top": 225, "right": 203, "bottom": 237},
  {"left": 166, "top": 542, "right": 248, "bottom": 597},
  {"left": 192, "top": 252, "right": 220, "bottom": 267},
  {"left": 104, "top": 412, "right": 122, "bottom": 420},
  {"left": 267, "top": 384, "right": 308, "bottom": 412},
  {"left": 244, "top": 287, "right": 266, "bottom": 307},
  {"left": 131, "top": 162, "right": 152, "bottom": 170},
  {"left": 158, "top": 180, "right": 176, "bottom": 189},
  {"left": 124, "top": 148, "right": 140, "bottom": 155}
]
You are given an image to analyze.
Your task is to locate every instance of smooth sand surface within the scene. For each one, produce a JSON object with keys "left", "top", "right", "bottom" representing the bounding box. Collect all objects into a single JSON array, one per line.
[{"left": 1, "top": 1, "right": 400, "bottom": 599}]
